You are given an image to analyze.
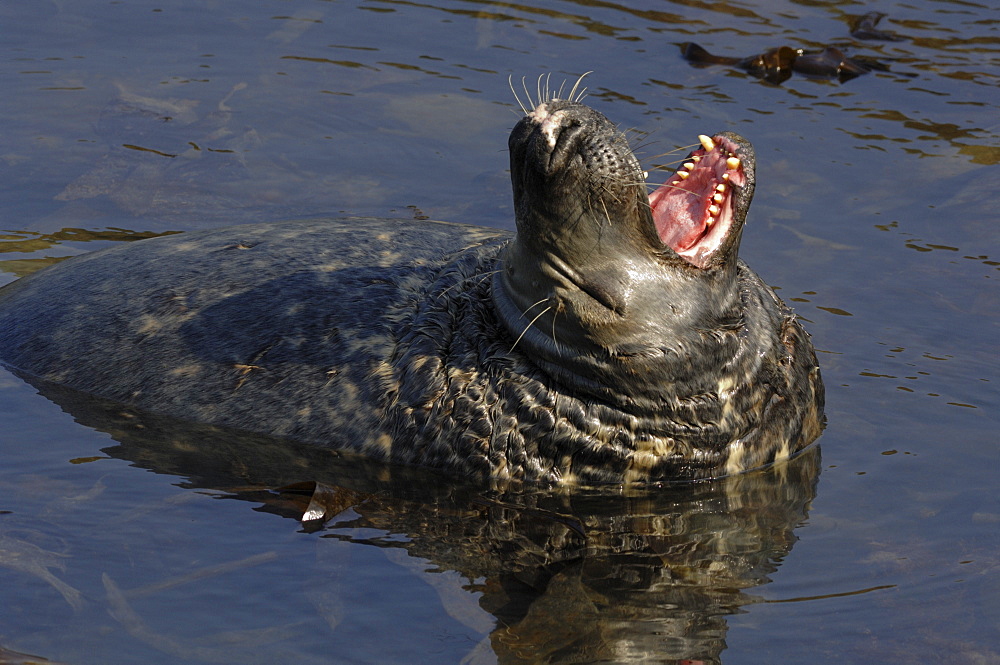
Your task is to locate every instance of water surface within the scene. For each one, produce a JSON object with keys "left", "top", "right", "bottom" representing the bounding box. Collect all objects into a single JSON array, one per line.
[{"left": 1, "top": 1, "right": 997, "bottom": 663}]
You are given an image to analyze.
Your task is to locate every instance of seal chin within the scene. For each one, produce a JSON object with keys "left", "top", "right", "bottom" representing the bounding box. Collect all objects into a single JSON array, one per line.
[{"left": 648, "top": 132, "right": 755, "bottom": 269}]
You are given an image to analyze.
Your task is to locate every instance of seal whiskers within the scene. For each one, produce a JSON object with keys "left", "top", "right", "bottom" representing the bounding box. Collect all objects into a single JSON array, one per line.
[
  {"left": 508, "top": 76, "right": 529, "bottom": 115},
  {"left": 435, "top": 269, "right": 501, "bottom": 301},
  {"left": 509, "top": 71, "right": 593, "bottom": 116},
  {"left": 510, "top": 304, "right": 553, "bottom": 353},
  {"left": 565, "top": 71, "right": 592, "bottom": 103}
]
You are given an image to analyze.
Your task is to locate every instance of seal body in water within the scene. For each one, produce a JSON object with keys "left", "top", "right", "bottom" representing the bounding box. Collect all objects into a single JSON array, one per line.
[{"left": 0, "top": 98, "right": 823, "bottom": 484}]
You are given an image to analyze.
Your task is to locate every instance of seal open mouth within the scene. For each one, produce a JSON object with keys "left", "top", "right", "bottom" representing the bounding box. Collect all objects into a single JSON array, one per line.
[{"left": 648, "top": 134, "right": 748, "bottom": 269}]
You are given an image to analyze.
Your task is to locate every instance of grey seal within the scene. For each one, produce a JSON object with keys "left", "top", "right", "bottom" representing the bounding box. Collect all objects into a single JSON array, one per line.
[{"left": 0, "top": 96, "right": 824, "bottom": 484}]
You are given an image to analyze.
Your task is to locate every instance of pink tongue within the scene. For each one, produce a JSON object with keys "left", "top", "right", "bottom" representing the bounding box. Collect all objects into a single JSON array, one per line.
[{"left": 649, "top": 171, "right": 711, "bottom": 252}]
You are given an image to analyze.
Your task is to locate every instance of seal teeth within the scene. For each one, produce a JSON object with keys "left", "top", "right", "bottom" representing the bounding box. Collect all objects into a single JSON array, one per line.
[
  {"left": 683, "top": 161, "right": 695, "bottom": 171},
  {"left": 726, "top": 156, "right": 741, "bottom": 170},
  {"left": 713, "top": 193, "right": 724, "bottom": 203},
  {"left": 708, "top": 204, "right": 721, "bottom": 216},
  {"left": 716, "top": 184, "right": 726, "bottom": 192},
  {"left": 677, "top": 171, "right": 690, "bottom": 180},
  {"left": 698, "top": 134, "right": 716, "bottom": 152}
]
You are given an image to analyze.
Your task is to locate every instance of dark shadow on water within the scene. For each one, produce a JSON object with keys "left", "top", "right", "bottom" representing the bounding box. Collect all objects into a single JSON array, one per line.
[{"left": 22, "top": 371, "right": 821, "bottom": 664}]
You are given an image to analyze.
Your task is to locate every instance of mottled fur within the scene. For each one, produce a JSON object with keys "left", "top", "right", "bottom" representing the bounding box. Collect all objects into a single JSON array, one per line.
[{"left": 0, "top": 218, "right": 819, "bottom": 483}]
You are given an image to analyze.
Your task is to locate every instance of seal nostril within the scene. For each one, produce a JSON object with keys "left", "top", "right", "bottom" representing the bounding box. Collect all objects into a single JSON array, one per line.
[{"left": 549, "top": 119, "right": 584, "bottom": 168}]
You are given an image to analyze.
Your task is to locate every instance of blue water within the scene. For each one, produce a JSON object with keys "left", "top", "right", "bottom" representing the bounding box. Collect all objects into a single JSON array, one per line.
[{"left": 1, "top": 1, "right": 998, "bottom": 663}]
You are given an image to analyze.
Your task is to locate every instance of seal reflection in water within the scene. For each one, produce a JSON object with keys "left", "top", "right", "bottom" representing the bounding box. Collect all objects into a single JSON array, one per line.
[
  {"left": 18, "top": 376, "right": 822, "bottom": 663},
  {"left": 0, "top": 89, "right": 823, "bottom": 484}
]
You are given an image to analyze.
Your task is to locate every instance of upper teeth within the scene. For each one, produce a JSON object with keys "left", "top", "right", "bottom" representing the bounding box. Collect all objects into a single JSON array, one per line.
[{"left": 667, "top": 136, "right": 743, "bottom": 229}]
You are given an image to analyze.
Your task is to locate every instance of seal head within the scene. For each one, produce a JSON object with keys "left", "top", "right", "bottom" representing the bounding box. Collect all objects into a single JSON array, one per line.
[{"left": 495, "top": 100, "right": 757, "bottom": 411}]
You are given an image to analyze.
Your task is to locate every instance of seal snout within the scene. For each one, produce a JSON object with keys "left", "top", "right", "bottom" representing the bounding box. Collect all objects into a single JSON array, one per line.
[
  {"left": 527, "top": 103, "right": 570, "bottom": 150},
  {"left": 513, "top": 100, "right": 627, "bottom": 174}
]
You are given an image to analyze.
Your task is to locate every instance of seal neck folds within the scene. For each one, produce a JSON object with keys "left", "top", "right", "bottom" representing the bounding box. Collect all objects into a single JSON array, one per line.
[{"left": 493, "top": 100, "right": 756, "bottom": 410}]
